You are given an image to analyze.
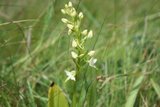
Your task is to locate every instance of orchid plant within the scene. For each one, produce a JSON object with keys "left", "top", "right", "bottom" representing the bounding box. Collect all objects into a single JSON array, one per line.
[
  {"left": 61, "top": 1, "right": 97, "bottom": 82},
  {"left": 61, "top": 1, "right": 98, "bottom": 106}
]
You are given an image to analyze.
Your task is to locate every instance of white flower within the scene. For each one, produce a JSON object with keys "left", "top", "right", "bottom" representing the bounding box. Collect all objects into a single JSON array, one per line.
[
  {"left": 65, "top": 70, "right": 76, "bottom": 82},
  {"left": 70, "top": 8, "right": 76, "bottom": 17},
  {"left": 71, "top": 51, "right": 78, "bottom": 59},
  {"left": 88, "top": 50, "right": 95, "bottom": 56},
  {"left": 78, "top": 12, "right": 83, "bottom": 19},
  {"left": 87, "top": 30, "right": 93, "bottom": 38},
  {"left": 67, "top": 24, "right": 74, "bottom": 30},
  {"left": 81, "top": 29, "right": 88, "bottom": 35},
  {"left": 72, "top": 39, "right": 77, "bottom": 48},
  {"left": 61, "top": 9, "right": 66, "bottom": 14},
  {"left": 63, "top": 2, "right": 76, "bottom": 17},
  {"left": 88, "top": 57, "right": 97, "bottom": 68},
  {"left": 61, "top": 18, "right": 68, "bottom": 23}
]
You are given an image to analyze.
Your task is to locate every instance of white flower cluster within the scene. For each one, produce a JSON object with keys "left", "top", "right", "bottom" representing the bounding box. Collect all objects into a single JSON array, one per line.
[
  {"left": 61, "top": 2, "right": 97, "bottom": 82},
  {"left": 61, "top": 1, "right": 82, "bottom": 35}
]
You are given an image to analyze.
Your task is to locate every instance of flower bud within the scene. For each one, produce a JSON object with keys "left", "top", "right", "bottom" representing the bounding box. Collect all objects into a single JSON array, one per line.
[
  {"left": 78, "top": 12, "right": 83, "bottom": 19},
  {"left": 61, "top": 18, "right": 68, "bottom": 23},
  {"left": 81, "top": 29, "right": 88, "bottom": 35},
  {"left": 72, "top": 39, "right": 77, "bottom": 48},
  {"left": 61, "top": 9, "right": 66, "bottom": 14},
  {"left": 67, "top": 24, "right": 74, "bottom": 30},
  {"left": 65, "top": 4, "right": 68, "bottom": 8},
  {"left": 87, "top": 30, "right": 93, "bottom": 38},
  {"left": 70, "top": 8, "right": 76, "bottom": 17},
  {"left": 71, "top": 51, "right": 78, "bottom": 59},
  {"left": 68, "top": 2, "right": 72, "bottom": 7},
  {"left": 88, "top": 50, "right": 95, "bottom": 56}
]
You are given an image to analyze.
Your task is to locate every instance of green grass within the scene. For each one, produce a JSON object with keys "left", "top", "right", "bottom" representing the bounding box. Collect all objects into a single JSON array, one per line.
[{"left": 0, "top": 0, "right": 160, "bottom": 107}]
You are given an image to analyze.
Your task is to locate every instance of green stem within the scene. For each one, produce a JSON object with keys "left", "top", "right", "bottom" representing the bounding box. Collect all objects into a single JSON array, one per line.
[{"left": 72, "top": 37, "right": 82, "bottom": 107}]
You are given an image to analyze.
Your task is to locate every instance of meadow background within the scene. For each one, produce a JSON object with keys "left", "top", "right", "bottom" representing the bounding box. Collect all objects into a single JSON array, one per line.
[{"left": 0, "top": 0, "right": 160, "bottom": 107}]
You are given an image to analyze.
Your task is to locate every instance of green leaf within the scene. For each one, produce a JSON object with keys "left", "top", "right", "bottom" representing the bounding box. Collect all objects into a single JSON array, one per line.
[
  {"left": 125, "top": 76, "right": 144, "bottom": 107},
  {"left": 151, "top": 79, "right": 160, "bottom": 98},
  {"left": 48, "top": 82, "right": 69, "bottom": 107}
]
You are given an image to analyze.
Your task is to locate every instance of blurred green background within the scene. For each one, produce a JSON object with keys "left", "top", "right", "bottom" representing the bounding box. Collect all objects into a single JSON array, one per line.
[{"left": 0, "top": 0, "right": 160, "bottom": 107}]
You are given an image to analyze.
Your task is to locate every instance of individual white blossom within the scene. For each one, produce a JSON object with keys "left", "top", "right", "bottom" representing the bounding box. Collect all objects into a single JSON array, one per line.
[
  {"left": 70, "top": 8, "right": 77, "bottom": 17},
  {"left": 71, "top": 51, "right": 78, "bottom": 59},
  {"left": 65, "top": 4, "right": 68, "bottom": 8},
  {"left": 78, "top": 12, "right": 83, "bottom": 19},
  {"left": 88, "top": 50, "right": 95, "bottom": 56},
  {"left": 88, "top": 57, "right": 97, "bottom": 68},
  {"left": 81, "top": 29, "right": 88, "bottom": 35},
  {"left": 65, "top": 2, "right": 72, "bottom": 8},
  {"left": 61, "top": 18, "right": 68, "bottom": 23},
  {"left": 72, "top": 39, "right": 77, "bottom": 48},
  {"left": 87, "top": 30, "right": 93, "bottom": 38},
  {"left": 67, "top": 24, "right": 74, "bottom": 30},
  {"left": 65, "top": 70, "right": 76, "bottom": 82},
  {"left": 61, "top": 9, "right": 66, "bottom": 14},
  {"left": 68, "top": 2, "right": 73, "bottom": 7}
]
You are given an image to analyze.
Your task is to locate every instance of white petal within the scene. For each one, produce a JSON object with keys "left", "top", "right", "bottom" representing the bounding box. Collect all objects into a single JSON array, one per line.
[
  {"left": 68, "top": 29, "right": 72, "bottom": 35},
  {"left": 70, "top": 8, "right": 76, "bottom": 17},
  {"left": 81, "top": 29, "right": 88, "bottom": 35},
  {"left": 61, "top": 18, "right": 68, "bottom": 23},
  {"left": 71, "top": 51, "right": 78, "bottom": 59},
  {"left": 72, "top": 39, "right": 77, "bottom": 48},
  {"left": 65, "top": 4, "right": 68, "bottom": 8},
  {"left": 65, "top": 70, "right": 76, "bottom": 82},
  {"left": 78, "top": 12, "right": 83, "bottom": 19},
  {"left": 93, "top": 58, "right": 97, "bottom": 63},
  {"left": 88, "top": 50, "right": 95, "bottom": 56},
  {"left": 65, "top": 70, "right": 70, "bottom": 76},
  {"left": 67, "top": 24, "right": 74, "bottom": 29},
  {"left": 61, "top": 9, "right": 66, "bottom": 14},
  {"left": 88, "top": 58, "right": 97, "bottom": 68},
  {"left": 70, "top": 71, "right": 76, "bottom": 81},
  {"left": 87, "top": 30, "right": 93, "bottom": 38},
  {"left": 68, "top": 2, "right": 72, "bottom": 7}
]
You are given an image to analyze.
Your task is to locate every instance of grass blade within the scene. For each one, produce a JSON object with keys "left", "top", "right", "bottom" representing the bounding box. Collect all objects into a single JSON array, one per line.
[
  {"left": 27, "top": 81, "right": 36, "bottom": 107},
  {"left": 125, "top": 76, "right": 144, "bottom": 107},
  {"left": 151, "top": 79, "right": 160, "bottom": 98}
]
